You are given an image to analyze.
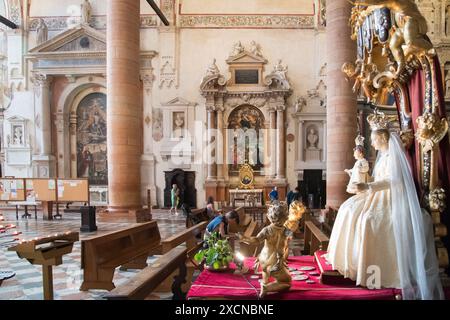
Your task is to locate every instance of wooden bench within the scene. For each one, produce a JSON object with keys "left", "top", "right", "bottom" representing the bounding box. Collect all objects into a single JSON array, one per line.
[
  {"left": 104, "top": 221, "right": 208, "bottom": 300},
  {"left": 156, "top": 221, "right": 208, "bottom": 292},
  {"left": 80, "top": 221, "right": 161, "bottom": 291},
  {"left": 186, "top": 208, "right": 209, "bottom": 228},
  {"left": 237, "top": 219, "right": 262, "bottom": 257},
  {"left": 104, "top": 247, "right": 188, "bottom": 300},
  {"left": 304, "top": 220, "right": 329, "bottom": 255}
]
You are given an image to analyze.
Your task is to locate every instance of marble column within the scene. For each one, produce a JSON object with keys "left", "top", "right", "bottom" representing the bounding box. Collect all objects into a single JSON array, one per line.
[
  {"left": 298, "top": 120, "right": 305, "bottom": 162},
  {"left": 326, "top": 0, "right": 358, "bottom": 207},
  {"left": 140, "top": 68, "right": 157, "bottom": 208},
  {"left": 69, "top": 114, "right": 77, "bottom": 178},
  {"left": 32, "top": 73, "right": 55, "bottom": 178},
  {"left": 107, "top": 0, "right": 143, "bottom": 212},
  {"left": 206, "top": 106, "right": 217, "bottom": 180},
  {"left": 276, "top": 106, "right": 286, "bottom": 180},
  {"left": 269, "top": 108, "right": 277, "bottom": 178},
  {"left": 216, "top": 106, "right": 225, "bottom": 181}
]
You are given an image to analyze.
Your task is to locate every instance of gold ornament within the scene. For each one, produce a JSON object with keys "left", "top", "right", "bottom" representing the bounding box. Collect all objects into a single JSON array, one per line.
[{"left": 416, "top": 113, "right": 449, "bottom": 153}]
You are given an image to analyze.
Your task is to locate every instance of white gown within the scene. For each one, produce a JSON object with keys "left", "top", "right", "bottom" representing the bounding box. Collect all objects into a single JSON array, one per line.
[{"left": 327, "top": 151, "right": 401, "bottom": 289}]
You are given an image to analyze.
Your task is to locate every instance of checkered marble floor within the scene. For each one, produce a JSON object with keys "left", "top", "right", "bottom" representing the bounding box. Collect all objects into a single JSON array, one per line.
[
  {"left": 0, "top": 209, "right": 187, "bottom": 300},
  {"left": 0, "top": 209, "right": 305, "bottom": 300}
]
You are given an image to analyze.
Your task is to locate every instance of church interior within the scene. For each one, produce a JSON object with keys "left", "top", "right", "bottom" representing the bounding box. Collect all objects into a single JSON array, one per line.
[{"left": 0, "top": 0, "right": 450, "bottom": 301}]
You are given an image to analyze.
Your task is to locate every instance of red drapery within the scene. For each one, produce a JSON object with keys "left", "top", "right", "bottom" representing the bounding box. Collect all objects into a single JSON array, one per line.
[{"left": 403, "top": 56, "right": 450, "bottom": 257}]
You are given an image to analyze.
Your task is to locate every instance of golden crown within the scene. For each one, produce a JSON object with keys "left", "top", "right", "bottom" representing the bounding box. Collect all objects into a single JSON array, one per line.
[{"left": 367, "top": 110, "right": 389, "bottom": 131}]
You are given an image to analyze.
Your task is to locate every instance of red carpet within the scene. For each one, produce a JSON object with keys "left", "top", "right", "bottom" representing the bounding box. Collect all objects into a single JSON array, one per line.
[{"left": 187, "top": 256, "right": 402, "bottom": 300}]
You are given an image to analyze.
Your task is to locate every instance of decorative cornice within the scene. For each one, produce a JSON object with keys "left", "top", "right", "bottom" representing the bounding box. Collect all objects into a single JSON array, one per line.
[
  {"left": 179, "top": 14, "right": 314, "bottom": 29},
  {"left": 29, "top": 15, "right": 158, "bottom": 31}
]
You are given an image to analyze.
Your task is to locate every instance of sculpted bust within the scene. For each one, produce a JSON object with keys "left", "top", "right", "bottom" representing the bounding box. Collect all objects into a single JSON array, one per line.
[{"left": 307, "top": 128, "right": 319, "bottom": 149}]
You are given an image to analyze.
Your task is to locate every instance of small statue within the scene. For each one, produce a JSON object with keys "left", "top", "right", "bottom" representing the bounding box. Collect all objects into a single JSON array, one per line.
[
  {"left": 13, "top": 127, "right": 23, "bottom": 145},
  {"left": 445, "top": 72, "right": 450, "bottom": 99},
  {"left": 249, "top": 41, "right": 263, "bottom": 57},
  {"left": 36, "top": 18, "right": 48, "bottom": 45},
  {"left": 173, "top": 113, "right": 185, "bottom": 139},
  {"left": 205, "top": 58, "right": 220, "bottom": 77},
  {"left": 230, "top": 41, "right": 244, "bottom": 56},
  {"left": 238, "top": 202, "right": 291, "bottom": 298},
  {"left": 294, "top": 97, "right": 307, "bottom": 113},
  {"left": 345, "top": 135, "right": 370, "bottom": 194},
  {"left": 283, "top": 201, "right": 306, "bottom": 260},
  {"left": 307, "top": 128, "right": 319, "bottom": 150},
  {"left": 273, "top": 59, "right": 288, "bottom": 80},
  {"left": 81, "top": 0, "right": 92, "bottom": 26}
]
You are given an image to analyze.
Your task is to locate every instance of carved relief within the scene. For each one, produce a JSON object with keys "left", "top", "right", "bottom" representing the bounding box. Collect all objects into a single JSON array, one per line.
[
  {"left": 159, "top": 57, "right": 176, "bottom": 89},
  {"left": 152, "top": 109, "right": 163, "bottom": 142},
  {"left": 179, "top": 15, "right": 314, "bottom": 29},
  {"left": 29, "top": 15, "right": 158, "bottom": 31}
]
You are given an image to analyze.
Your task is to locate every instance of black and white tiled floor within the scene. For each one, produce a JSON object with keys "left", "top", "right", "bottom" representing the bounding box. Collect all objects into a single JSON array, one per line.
[
  {"left": 0, "top": 209, "right": 187, "bottom": 300},
  {"left": 0, "top": 209, "right": 303, "bottom": 300}
]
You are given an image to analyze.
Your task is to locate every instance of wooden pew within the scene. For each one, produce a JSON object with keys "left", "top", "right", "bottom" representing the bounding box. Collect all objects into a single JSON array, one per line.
[
  {"left": 80, "top": 221, "right": 161, "bottom": 291},
  {"left": 186, "top": 207, "right": 209, "bottom": 228},
  {"left": 105, "top": 221, "right": 208, "bottom": 299},
  {"left": 237, "top": 219, "right": 262, "bottom": 257},
  {"left": 304, "top": 220, "right": 329, "bottom": 255},
  {"left": 156, "top": 221, "right": 208, "bottom": 292},
  {"left": 104, "top": 247, "right": 188, "bottom": 300}
]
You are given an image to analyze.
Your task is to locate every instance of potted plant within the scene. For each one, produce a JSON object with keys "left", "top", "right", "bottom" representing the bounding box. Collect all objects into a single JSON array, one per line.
[{"left": 194, "top": 232, "right": 233, "bottom": 271}]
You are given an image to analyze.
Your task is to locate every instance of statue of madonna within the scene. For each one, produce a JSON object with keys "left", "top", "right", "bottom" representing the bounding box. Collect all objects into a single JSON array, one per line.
[{"left": 326, "top": 111, "right": 444, "bottom": 300}]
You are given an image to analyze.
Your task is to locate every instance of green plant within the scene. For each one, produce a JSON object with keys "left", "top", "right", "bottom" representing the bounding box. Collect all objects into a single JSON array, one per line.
[{"left": 194, "top": 232, "right": 233, "bottom": 270}]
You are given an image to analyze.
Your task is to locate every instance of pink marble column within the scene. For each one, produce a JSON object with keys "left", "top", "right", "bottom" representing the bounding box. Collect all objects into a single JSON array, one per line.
[
  {"left": 107, "top": 0, "right": 142, "bottom": 211},
  {"left": 326, "top": 0, "right": 358, "bottom": 207}
]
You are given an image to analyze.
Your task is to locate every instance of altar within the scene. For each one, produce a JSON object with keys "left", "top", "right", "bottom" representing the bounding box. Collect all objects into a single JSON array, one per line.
[{"left": 229, "top": 189, "right": 263, "bottom": 207}]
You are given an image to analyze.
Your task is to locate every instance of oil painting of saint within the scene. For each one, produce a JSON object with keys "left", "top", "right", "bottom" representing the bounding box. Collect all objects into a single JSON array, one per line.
[{"left": 76, "top": 93, "right": 107, "bottom": 185}]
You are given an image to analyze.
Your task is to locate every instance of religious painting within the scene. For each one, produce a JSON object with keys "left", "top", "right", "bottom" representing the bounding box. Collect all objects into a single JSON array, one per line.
[
  {"left": 76, "top": 93, "right": 107, "bottom": 186},
  {"left": 172, "top": 111, "right": 185, "bottom": 139},
  {"left": 228, "top": 105, "right": 265, "bottom": 175},
  {"left": 152, "top": 108, "right": 163, "bottom": 142}
]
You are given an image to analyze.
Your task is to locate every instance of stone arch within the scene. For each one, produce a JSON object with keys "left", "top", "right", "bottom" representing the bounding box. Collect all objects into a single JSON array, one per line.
[{"left": 55, "top": 76, "right": 106, "bottom": 178}]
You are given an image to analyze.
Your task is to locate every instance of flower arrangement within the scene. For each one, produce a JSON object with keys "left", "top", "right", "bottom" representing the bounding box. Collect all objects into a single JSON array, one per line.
[{"left": 194, "top": 232, "right": 233, "bottom": 271}]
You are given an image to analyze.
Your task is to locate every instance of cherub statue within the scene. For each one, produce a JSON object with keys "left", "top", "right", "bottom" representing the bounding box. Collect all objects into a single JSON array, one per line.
[
  {"left": 238, "top": 202, "right": 291, "bottom": 298},
  {"left": 283, "top": 201, "right": 306, "bottom": 260},
  {"left": 230, "top": 41, "right": 244, "bottom": 56},
  {"left": 249, "top": 41, "right": 263, "bottom": 57},
  {"left": 354, "top": 0, "right": 433, "bottom": 77},
  {"left": 345, "top": 135, "right": 370, "bottom": 194}
]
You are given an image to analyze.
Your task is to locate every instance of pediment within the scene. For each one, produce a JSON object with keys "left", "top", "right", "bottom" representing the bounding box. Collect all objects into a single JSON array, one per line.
[
  {"left": 29, "top": 25, "right": 106, "bottom": 54},
  {"left": 7, "top": 116, "right": 28, "bottom": 123},
  {"left": 162, "top": 97, "right": 197, "bottom": 107},
  {"left": 226, "top": 51, "right": 268, "bottom": 65}
]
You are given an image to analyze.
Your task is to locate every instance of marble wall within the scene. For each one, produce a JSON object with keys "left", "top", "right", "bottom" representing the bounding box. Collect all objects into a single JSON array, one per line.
[{"left": 0, "top": 0, "right": 448, "bottom": 207}]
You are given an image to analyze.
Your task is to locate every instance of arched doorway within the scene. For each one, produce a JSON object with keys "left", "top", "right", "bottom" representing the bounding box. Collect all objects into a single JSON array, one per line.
[
  {"left": 75, "top": 92, "right": 107, "bottom": 185},
  {"left": 227, "top": 104, "right": 265, "bottom": 176}
]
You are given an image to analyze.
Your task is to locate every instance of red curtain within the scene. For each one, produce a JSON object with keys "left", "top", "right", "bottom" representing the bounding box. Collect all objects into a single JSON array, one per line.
[{"left": 404, "top": 56, "right": 450, "bottom": 260}]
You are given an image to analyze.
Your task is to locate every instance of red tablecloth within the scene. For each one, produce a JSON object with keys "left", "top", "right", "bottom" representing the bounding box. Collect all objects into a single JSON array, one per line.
[{"left": 187, "top": 256, "right": 401, "bottom": 300}]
